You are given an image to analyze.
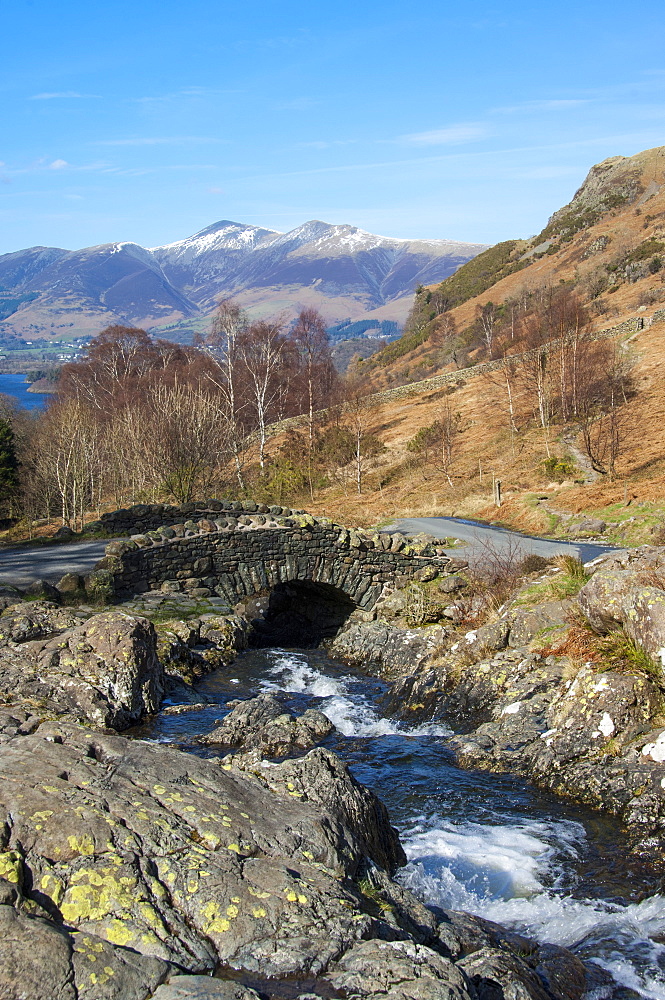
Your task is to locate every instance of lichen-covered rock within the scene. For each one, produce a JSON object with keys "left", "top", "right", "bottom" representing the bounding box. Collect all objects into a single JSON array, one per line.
[
  {"left": 547, "top": 665, "right": 662, "bottom": 748},
  {"left": 457, "top": 947, "right": 552, "bottom": 1000},
  {"left": 0, "top": 609, "right": 163, "bottom": 730},
  {"left": 0, "top": 888, "right": 168, "bottom": 1000},
  {"left": 0, "top": 724, "right": 407, "bottom": 978},
  {"left": 329, "top": 620, "right": 448, "bottom": 677},
  {"left": 233, "top": 746, "right": 406, "bottom": 874},
  {"left": 24, "top": 578, "right": 62, "bottom": 603},
  {"left": 156, "top": 615, "right": 249, "bottom": 688},
  {"left": 151, "top": 979, "right": 262, "bottom": 1000},
  {"left": 579, "top": 546, "right": 665, "bottom": 677},
  {"left": 328, "top": 938, "right": 470, "bottom": 1000},
  {"left": 200, "top": 693, "right": 333, "bottom": 756},
  {"left": 84, "top": 568, "right": 115, "bottom": 603},
  {"left": 34, "top": 612, "right": 164, "bottom": 729},
  {"left": 506, "top": 600, "right": 572, "bottom": 647},
  {"left": 56, "top": 572, "right": 85, "bottom": 594},
  {"left": 0, "top": 601, "right": 81, "bottom": 644}
]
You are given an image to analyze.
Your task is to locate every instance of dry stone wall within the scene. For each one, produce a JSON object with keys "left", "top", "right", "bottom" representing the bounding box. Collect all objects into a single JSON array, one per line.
[
  {"left": 263, "top": 316, "right": 645, "bottom": 438},
  {"left": 91, "top": 512, "right": 450, "bottom": 609}
]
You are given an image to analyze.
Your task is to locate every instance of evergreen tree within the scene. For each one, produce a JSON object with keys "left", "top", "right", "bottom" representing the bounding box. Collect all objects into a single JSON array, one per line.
[{"left": 0, "top": 418, "right": 19, "bottom": 517}]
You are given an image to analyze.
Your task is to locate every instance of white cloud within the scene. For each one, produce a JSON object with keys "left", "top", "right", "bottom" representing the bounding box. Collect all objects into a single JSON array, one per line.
[
  {"left": 492, "top": 99, "right": 590, "bottom": 114},
  {"left": 398, "top": 123, "right": 487, "bottom": 146},
  {"left": 49, "top": 159, "right": 68, "bottom": 170},
  {"left": 94, "top": 136, "right": 224, "bottom": 147},
  {"left": 29, "top": 91, "right": 99, "bottom": 100}
]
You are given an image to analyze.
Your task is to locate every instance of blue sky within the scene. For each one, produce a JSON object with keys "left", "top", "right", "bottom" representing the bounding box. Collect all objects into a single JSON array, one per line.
[{"left": 1, "top": 0, "right": 664, "bottom": 253}]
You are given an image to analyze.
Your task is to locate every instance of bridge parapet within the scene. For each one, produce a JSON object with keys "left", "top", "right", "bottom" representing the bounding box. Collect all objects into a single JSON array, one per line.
[
  {"left": 83, "top": 499, "right": 306, "bottom": 539},
  {"left": 90, "top": 510, "right": 452, "bottom": 610}
]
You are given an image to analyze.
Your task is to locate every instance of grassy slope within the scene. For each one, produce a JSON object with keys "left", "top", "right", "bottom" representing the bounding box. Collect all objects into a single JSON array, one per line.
[{"left": 299, "top": 146, "right": 665, "bottom": 535}]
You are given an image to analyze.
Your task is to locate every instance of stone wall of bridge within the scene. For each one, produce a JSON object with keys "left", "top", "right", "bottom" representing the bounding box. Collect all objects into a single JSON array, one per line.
[
  {"left": 83, "top": 499, "right": 304, "bottom": 539},
  {"left": 92, "top": 511, "right": 452, "bottom": 609}
]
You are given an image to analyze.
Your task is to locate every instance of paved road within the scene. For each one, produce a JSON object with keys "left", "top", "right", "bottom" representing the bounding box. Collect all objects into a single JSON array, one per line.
[
  {"left": 0, "top": 540, "right": 112, "bottom": 588},
  {"left": 0, "top": 517, "right": 622, "bottom": 589},
  {"left": 381, "top": 516, "right": 622, "bottom": 567}
]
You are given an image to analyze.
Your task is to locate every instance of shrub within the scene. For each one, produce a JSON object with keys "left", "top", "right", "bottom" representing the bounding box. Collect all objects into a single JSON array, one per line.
[
  {"left": 519, "top": 554, "right": 551, "bottom": 575},
  {"left": 542, "top": 455, "right": 577, "bottom": 481}
]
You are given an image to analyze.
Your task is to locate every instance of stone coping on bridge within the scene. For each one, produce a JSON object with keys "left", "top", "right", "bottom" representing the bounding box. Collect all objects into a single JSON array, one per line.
[
  {"left": 87, "top": 511, "right": 454, "bottom": 608},
  {"left": 83, "top": 499, "right": 305, "bottom": 539}
]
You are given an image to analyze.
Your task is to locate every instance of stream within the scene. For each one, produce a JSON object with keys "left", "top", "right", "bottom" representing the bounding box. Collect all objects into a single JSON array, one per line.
[{"left": 134, "top": 647, "right": 665, "bottom": 1000}]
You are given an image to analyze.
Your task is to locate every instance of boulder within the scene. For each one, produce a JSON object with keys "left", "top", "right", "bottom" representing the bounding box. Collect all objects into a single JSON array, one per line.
[
  {"left": 83, "top": 568, "right": 115, "bottom": 603},
  {"left": 0, "top": 886, "right": 167, "bottom": 1000},
  {"left": 0, "top": 585, "right": 23, "bottom": 612},
  {"left": 0, "top": 607, "right": 163, "bottom": 730},
  {"left": 35, "top": 612, "right": 164, "bottom": 729},
  {"left": 0, "top": 601, "right": 80, "bottom": 644},
  {"left": 329, "top": 620, "right": 447, "bottom": 676},
  {"left": 24, "top": 579, "right": 62, "bottom": 603},
  {"left": 151, "top": 979, "right": 261, "bottom": 1000},
  {"left": 328, "top": 938, "right": 470, "bottom": 1000},
  {"left": 578, "top": 547, "right": 665, "bottom": 676},
  {"left": 243, "top": 747, "right": 406, "bottom": 874},
  {"left": 200, "top": 693, "right": 333, "bottom": 756},
  {"left": 0, "top": 724, "right": 401, "bottom": 977},
  {"left": 507, "top": 600, "right": 572, "bottom": 647},
  {"left": 55, "top": 572, "right": 85, "bottom": 594},
  {"left": 438, "top": 575, "right": 467, "bottom": 594},
  {"left": 53, "top": 524, "right": 75, "bottom": 540}
]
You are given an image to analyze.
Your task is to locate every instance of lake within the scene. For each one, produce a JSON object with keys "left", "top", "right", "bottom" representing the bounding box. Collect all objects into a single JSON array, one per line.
[{"left": 0, "top": 373, "right": 49, "bottom": 410}]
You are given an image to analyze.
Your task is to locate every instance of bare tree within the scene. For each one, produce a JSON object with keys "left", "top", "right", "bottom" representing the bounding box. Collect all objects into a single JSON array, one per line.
[
  {"left": 438, "top": 399, "right": 464, "bottom": 485},
  {"left": 59, "top": 326, "right": 159, "bottom": 411},
  {"left": 578, "top": 342, "right": 632, "bottom": 478},
  {"left": 147, "top": 382, "right": 228, "bottom": 502},
  {"left": 202, "top": 299, "right": 249, "bottom": 489},
  {"left": 291, "top": 308, "right": 337, "bottom": 442},
  {"left": 345, "top": 379, "right": 367, "bottom": 495},
  {"left": 477, "top": 301, "right": 498, "bottom": 359},
  {"left": 239, "top": 320, "right": 287, "bottom": 469}
]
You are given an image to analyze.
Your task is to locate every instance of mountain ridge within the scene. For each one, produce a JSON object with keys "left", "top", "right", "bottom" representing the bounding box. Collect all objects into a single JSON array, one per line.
[{"left": 0, "top": 219, "right": 487, "bottom": 340}]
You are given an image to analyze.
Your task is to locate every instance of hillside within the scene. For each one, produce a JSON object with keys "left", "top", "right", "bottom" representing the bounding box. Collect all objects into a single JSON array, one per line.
[
  {"left": 272, "top": 146, "right": 665, "bottom": 540},
  {"left": 0, "top": 220, "right": 486, "bottom": 341},
  {"left": 363, "top": 145, "right": 665, "bottom": 388}
]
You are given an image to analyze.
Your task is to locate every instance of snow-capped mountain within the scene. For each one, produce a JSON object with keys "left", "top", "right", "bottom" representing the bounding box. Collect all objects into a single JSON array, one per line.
[{"left": 0, "top": 219, "right": 487, "bottom": 339}]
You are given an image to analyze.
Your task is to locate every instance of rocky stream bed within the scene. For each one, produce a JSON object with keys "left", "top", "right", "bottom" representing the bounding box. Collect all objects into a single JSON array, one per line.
[{"left": 1, "top": 544, "right": 665, "bottom": 999}]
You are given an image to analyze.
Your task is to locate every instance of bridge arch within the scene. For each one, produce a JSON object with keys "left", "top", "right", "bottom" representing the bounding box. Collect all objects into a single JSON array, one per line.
[
  {"left": 94, "top": 510, "right": 450, "bottom": 640},
  {"left": 246, "top": 579, "right": 357, "bottom": 646}
]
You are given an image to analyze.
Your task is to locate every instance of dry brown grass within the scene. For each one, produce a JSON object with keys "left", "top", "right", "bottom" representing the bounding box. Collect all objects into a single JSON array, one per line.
[
  {"left": 292, "top": 147, "right": 665, "bottom": 531},
  {"left": 536, "top": 622, "right": 599, "bottom": 662}
]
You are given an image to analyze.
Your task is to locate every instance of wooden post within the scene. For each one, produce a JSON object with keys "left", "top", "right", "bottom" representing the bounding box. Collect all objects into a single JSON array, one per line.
[{"left": 494, "top": 479, "right": 502, "bottom": 507}]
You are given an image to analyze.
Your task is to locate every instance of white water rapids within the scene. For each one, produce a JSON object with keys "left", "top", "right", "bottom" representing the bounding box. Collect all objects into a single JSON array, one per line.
[{"left": 256, "top": 649, "right": 665, "bottom": 999}]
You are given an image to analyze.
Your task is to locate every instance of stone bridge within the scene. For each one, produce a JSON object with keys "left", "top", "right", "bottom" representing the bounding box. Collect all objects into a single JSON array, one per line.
[{"left": 90, "top": 503, "right": 452, "bottom": 641}]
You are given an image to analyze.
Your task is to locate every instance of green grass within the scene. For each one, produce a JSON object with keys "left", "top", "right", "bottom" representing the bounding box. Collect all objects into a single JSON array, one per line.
[
  {"left": 594, "top": 629, "right": 661, "bottom": 680},
  {"left": 512, "top": 557, "right": 590, "bottom": 607},
  {"left": 582, "top": 501, "right": 665, "bottom": 546},
  {"left": 146, "top": 600, "right": 229, "bottom": 625}
]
